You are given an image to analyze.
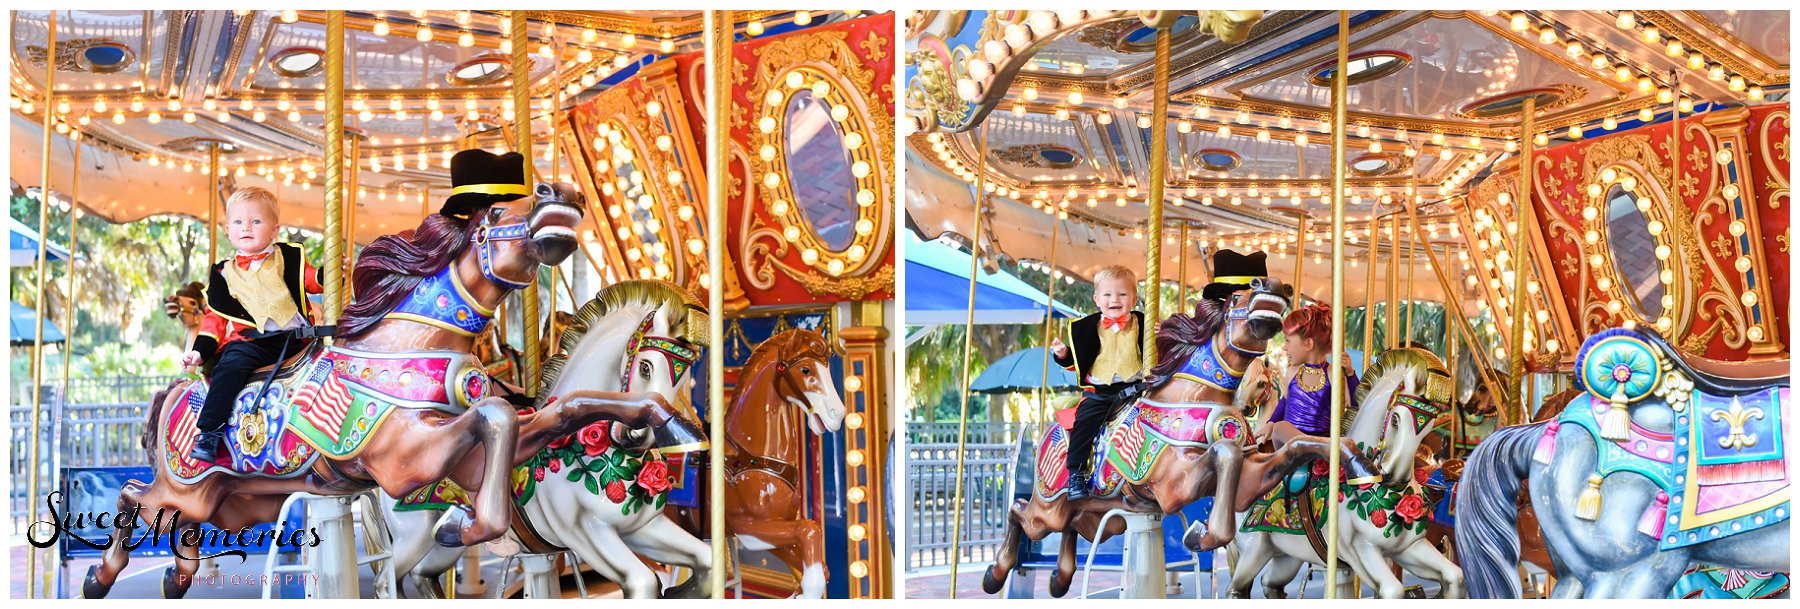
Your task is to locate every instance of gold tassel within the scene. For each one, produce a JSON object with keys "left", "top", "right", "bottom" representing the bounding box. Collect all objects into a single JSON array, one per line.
[
  {"left": 1574, "top": 473, "right": 1605, "bottom": 520},
  {"left": 1599, "top": 387, "right": 1631, "bottom": 441}
]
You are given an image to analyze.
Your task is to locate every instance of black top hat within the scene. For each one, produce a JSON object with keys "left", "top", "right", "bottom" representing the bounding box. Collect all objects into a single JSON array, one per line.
[
  {"left": 1202, "top": 249, "right": 1269, "bottom": 300},
  {"left": 441, "top": 149, "right": 529, "bottom": 220}
]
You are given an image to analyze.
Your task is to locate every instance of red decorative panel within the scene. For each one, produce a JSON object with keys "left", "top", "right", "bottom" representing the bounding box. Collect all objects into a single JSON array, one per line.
[
  {"left": 1482, "top": 104, "right": 1788, "bottom": 361},
  {"left": 725, "top": 14, "right": 897, "bottom": 306}
]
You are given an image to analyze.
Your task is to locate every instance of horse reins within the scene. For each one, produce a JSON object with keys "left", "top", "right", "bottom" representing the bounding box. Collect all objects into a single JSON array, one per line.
[{"left": 471, "top": 210, "right": 534, "bottom": 290}]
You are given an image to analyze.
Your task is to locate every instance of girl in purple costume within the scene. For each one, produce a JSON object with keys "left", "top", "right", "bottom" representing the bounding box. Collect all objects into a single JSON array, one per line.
[{"left": 1256, "top": 303, "right": 1359, "bottom": 445}]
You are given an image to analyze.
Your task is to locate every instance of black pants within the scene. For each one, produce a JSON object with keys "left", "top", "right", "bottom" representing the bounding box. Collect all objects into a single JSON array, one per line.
[
  {"left": 196, "top": 334, "right": 300, "bottom": 432},
  {"left": 1065, "top": 383, "right": 1140, "bottom": 474}
]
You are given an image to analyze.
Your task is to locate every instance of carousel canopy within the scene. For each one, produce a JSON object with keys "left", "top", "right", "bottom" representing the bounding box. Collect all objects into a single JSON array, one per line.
[
  {"left": 904, "top": 10, "right": 1789, "bottom": 309},
  {"left": 7, "top": 10, "right": 807, "bottom": 241}
]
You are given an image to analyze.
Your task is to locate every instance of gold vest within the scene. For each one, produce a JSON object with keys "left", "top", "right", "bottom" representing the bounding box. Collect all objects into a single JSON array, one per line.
[
  {"left": 222, "top": 248, "right": 303, "bottom": 330},
  {"left": 1088, "top": 316, "right": 1142, "bottom": 384}
]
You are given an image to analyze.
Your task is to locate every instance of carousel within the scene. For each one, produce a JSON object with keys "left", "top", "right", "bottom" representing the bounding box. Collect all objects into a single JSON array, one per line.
[
  {"left": 10, "top": 9, "right": 895, "bottom": 599},
  {"left": 904, "top": 9, "right": 1788, "bottom": 599}
]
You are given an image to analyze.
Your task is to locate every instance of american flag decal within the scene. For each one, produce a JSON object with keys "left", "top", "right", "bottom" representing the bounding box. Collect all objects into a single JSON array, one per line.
[
  {"left": 294, "top": 359, "right": 354, "bottom": 443},
  {"left": 1114, "top": 418, "right": 1146, "bottom": 467},
  {"left": 1038, "top": 428, "right": 1067, "bottom": 481},
  {"left": 171, "top": 387, "right": 203, "bottom": 462}
]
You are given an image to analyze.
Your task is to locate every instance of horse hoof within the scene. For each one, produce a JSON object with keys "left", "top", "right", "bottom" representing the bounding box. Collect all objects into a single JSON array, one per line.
[
  {"left": 161, "top": 566, "right": 190, "bottom": 599},
  {"left": 82, "top": 565, "right": 113, "bottom": 599},
  {"left": 1048, "top": 576, "right": 1071, "bottom": 598},
  {"left": 1181, "top": 520, "right": 1208, "bottom": 552},
  {"left": 432, "top": 507, "right": 473, "bottom": 548},
  {"left": 981, "top": 566, "right": 1006, "bottom": 595}
]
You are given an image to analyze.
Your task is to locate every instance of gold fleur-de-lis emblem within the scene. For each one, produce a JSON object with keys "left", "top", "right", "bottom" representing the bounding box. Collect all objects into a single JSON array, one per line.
[{"left": 1709, "top": 396, "right": 1764, "bottom": 450}]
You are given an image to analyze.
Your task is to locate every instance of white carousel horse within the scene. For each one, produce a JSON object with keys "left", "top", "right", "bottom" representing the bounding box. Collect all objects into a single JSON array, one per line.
[
  {"left": 1230, "top": 348, "right": 1465, "bottom": 599},
  {"left": 383, "top": 281, "right": 713, "bottom": 598}
]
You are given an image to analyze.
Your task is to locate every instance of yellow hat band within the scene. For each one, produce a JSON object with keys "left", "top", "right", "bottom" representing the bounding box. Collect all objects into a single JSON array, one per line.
[
  {"left": 451, "top": 183, "right": 530, "bottom": 196},
  {"left": 1210, "top": 275, "right": 1264, "bottom": 284}
]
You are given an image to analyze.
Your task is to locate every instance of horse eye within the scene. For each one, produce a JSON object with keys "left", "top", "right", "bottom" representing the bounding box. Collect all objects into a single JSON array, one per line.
[
  {"left": 801, "top": 367, "right": 811, "bottom": 375},
  {"left": 639, "top": 361, "right": 651, "bottom": 377}
]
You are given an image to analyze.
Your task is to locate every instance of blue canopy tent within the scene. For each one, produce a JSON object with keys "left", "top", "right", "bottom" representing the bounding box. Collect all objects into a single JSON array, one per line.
[
  {"left": 905, "top": 234, "right": 1080, "bottom": 325},
  {"left": 11, "top": 300, "right": 65, "bottom": 346},
  {"left": 10, "top": 215, "right": 71, "bottom": 267}
]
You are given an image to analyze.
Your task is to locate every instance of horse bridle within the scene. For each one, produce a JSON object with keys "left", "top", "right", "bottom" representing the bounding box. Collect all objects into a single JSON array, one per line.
[
  {"left": 620, "top": 311, "right": 699, "bottom": 392},
  {"left": 471, "top": 208, "right": 535, "bottom": 290},
  {"left": 1224, "top": 277, "right": 1283, "bottom": 356}
]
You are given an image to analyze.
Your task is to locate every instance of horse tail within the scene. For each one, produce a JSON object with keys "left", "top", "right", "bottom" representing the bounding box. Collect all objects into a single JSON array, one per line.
[
  {"left": 1455, "top": 421, "right": 1546, "bottom": 599},
  {"left": 142, "top": 379, "right": 186, "bottom": 463}
]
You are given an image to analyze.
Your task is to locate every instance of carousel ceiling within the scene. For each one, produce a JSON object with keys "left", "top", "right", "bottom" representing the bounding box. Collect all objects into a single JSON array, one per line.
[
  {"left": 8, "top": 9, "right": 826, "bottom": 237},
  {"left": 902, "top": 9, "right": 1789, "bottom": 306}
]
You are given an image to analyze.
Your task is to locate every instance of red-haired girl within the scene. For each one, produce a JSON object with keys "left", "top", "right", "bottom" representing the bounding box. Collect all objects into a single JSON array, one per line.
[{"left": 1254, "top": 303, "right": 1360, "bottom": 447}]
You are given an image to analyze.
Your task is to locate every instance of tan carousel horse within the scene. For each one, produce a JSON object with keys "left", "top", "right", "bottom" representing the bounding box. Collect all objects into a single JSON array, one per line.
[
  {"left": 723, "top": 329, "right": 847, "bottom": 598},
  {"left": 981, "top": 278, "right": 1383, "bottom": 597},
  {"left": 82, "top": 183, "right": 703, "bottom": 598}
]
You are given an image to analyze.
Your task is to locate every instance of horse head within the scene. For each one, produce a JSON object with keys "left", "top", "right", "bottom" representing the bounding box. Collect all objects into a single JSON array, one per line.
[
  {"left": 1226, "top": 276, "right": 1292, "bottom": 343},
  {"left": 538, "top": 280, "right": 709, "bottom": 452},
  {"left": 767, "top": 330, "right": 847, "bottom": 436},
  {"left": 470, "top": 182, "right": 585, "bottom": 290},
  {"left": 1352, "top": 347, "right": 1453, "bottom": 486}
]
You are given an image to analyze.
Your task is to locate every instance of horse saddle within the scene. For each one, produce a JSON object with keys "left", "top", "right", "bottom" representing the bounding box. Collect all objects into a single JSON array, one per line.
[{"left": 163, "top": 354, "right": 323, "bottom": 484}]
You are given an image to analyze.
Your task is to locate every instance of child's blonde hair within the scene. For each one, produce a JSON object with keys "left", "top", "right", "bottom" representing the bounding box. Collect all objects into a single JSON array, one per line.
[
  {"left": 1093, "top": 264, "right": 1138, "bottom": 288},
  {"left": 225, "top": 186, "right": 279, "bottom": 221}
]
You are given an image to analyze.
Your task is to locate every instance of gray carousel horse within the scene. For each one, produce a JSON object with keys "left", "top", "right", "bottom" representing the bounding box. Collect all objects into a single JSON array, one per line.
[{"left": 1458, "top": 327, "right": 1789, "bottom": 598}]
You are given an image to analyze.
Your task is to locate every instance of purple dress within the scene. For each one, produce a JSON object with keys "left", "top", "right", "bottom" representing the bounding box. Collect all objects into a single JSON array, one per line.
[{"left": 1266, "top": 361, "right": 1359, "bottom": 436}]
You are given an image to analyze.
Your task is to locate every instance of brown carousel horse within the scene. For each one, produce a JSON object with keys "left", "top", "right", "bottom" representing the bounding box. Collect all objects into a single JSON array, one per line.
[
  {"left": 981, "top": 278, "right": 1382, "bottom": 597},
  {"left": 723, "top": 329, "right": 847, "bottom": 598},
  {"left": 83, "top": 183, "right": 704, "bottom": 598}
]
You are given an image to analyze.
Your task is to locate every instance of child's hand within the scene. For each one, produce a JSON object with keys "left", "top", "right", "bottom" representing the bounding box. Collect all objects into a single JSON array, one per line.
[
  {"left": 1050, "top": 337, "right": 1068, "bottom": 358},
  {"left": 181, "top": 350, "right": 204, "bottom": 368}
]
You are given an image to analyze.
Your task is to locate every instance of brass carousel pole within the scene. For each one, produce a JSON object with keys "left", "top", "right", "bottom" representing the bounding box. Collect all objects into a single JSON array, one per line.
[
  {"left": 511, "top": 11, "right": 540, "bottom": 392},
  {"left": 946, "top": 122, "right": 989, "bottom": 599},
  {"left": 26, "top": 15, "right": 58, "bottom": 597},
  {"left": 323, "top": 10, "right": 346, "bottom": 329},
  {"left": 1363, "top": 216, "right": 1378, "bottom": 369},
  {"left": 704, "top": 9, "right": 732, "bottom": 599},
  {"left": 1038, "top": 217, "right": 1061, "bottom": 425},
  {"left": 1507, "top": 96, "right": 1537, "bottom": 424},
  {"left": 1143, "top": 25, "right": 1171, "bottom": 365},
  {"left": 1447, "top": 302, "right": 1462, "bottom": 459},
  {"left": 1324, "top": 10, "right": 1350, "bottom": 598}
]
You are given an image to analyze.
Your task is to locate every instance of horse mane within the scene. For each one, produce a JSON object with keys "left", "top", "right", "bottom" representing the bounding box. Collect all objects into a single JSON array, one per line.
[
  {"left": 337, "top": 214, "right": 476, "bottom": 338},
  {"left": 1348, "top": 347, "right": 1451, "bottom": 437},
  {"left": 1145, "top": 297, "right": 1227, "bottom": 389},
  {"left": 744, "top": 329, "right": 833, "bottom": 377},
  {"left": 535, "top": 280, "right": 710, "bottom": 406}
]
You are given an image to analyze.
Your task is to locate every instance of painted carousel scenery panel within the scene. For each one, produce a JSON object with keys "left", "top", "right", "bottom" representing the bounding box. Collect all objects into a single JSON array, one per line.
[
  {"left": 901, "top": 9, "right": 1790, "bottom": 601},
  {"left": 7, "top": 9, "right": 897, "bottom": 600}
]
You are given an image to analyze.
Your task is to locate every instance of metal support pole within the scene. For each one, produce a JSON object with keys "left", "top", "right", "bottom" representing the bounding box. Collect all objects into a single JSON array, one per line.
[
  {"left": 57, "top": 142, "right": 81, "bottom": 596},
  {"left": 1362, "top": 216, "right": 1379, "bottom": 368},
  {"left": 1404, "top": 204, "right": 1511, "bottom": 411},
  {"left": 310, "top": 495, "right": 360, "bottom": 598},
  {"left": 1324, "top": 10, "right": 1350, "bottom": 597},
  {"left": 1507, "top": 96, "right": 1537, "bottom": 421},
  {"left": 1386, "top": 215, "right": 1399, "bottom": 349},
  {"left": 1447, "top": 314, "right": 1462, "bottom": 459},
  {"left": 511, "top": 11, "right": 540, "bottom": 393},
  {"left": 1038, "top": 218, "right": 1061, "bottom": 425},
  {"left": 27, "top": 12, "right": 56, "bottom": 596},
  {"left": 323, "top": 10, "right": 345, "bottom": 331},
  {"left": 947, "top": 123, "right": 989, "bottom": 599},
  {"left": 1177, "top": 223, "right": 1189, "bottom": 311},
  {"left": 1292, "top": 214, "right": 1306, "bottom": 303},
  {"left": 1405, "top": 219, "right": 1417, "bottom": 345},
  {"left": 704, "top": 9, "right": 732, "bottom": 599},
  {"left": 1143, "top": 26, "right": 1171, "bottom": 366}
]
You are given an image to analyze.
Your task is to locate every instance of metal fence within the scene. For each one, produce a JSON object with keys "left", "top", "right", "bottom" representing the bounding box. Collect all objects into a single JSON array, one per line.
[
  {"left": 10, "top": 375, "right": 182, "bottom": 532},
  {"left": 906, "top": 421, "right": 1039, "bottom": 572}
]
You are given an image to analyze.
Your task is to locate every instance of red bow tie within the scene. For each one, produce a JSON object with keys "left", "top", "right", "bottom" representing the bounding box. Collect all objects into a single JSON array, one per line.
[
  {"left": 1101, "top": 314, "right": 1130, "bottom": 331},
  {"left": 235, "top": 251, "right": 271, "bottom": 270}
]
